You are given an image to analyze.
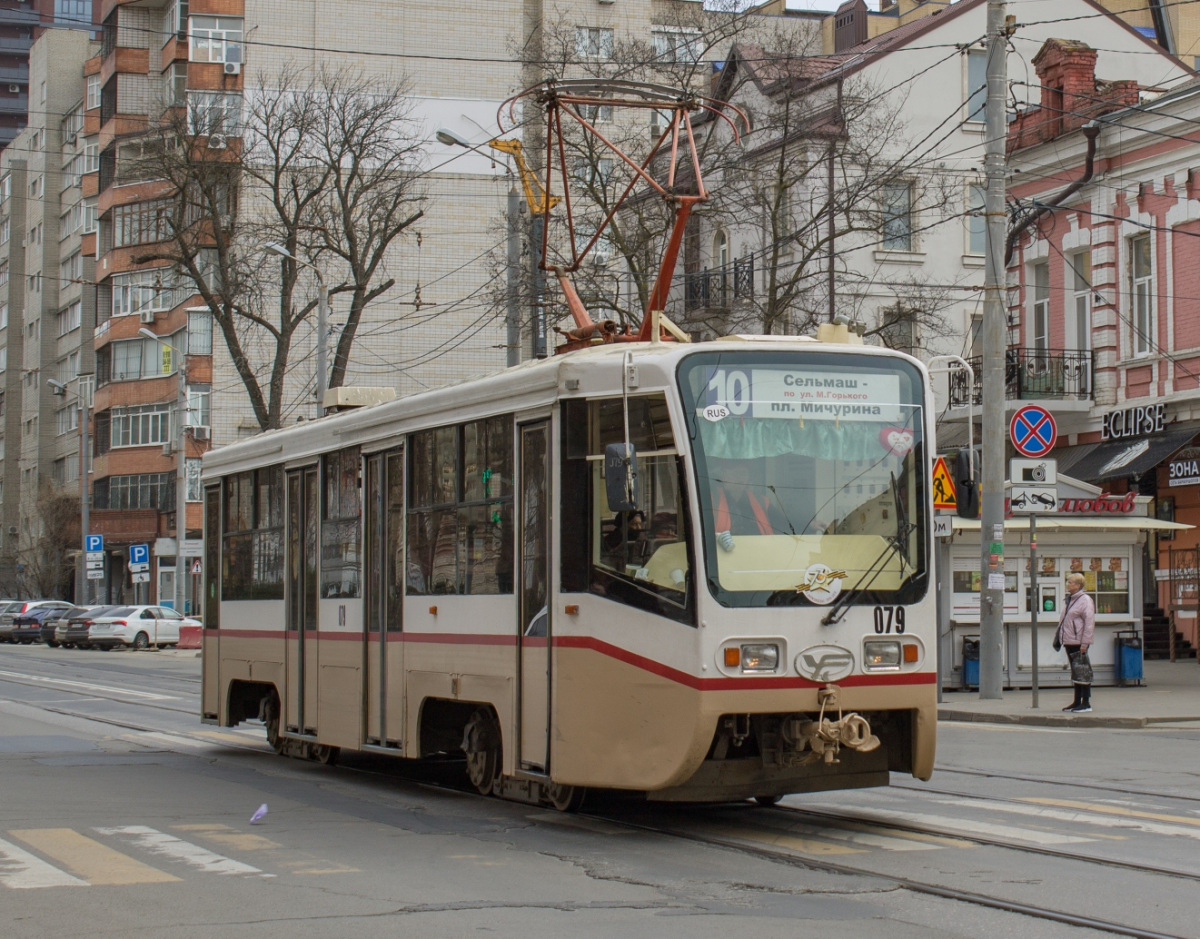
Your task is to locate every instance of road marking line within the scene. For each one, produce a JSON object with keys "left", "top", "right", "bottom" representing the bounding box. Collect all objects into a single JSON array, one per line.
[
  {"left": 804, "top": 804, "right": 1092, "bottom": 846},
  {"left": 94, "top": 826, "right": 271, "bottom": 877},
  {"left": 10, "top": 829, "right": 179, "bottom": 885},
  {"left": 1023, "top": 798, "right": 1200, "bottom": 828},
  {"left": 194, "top": 730, "right": 270, "bottom": 747},
  {"left": 932, "top": 797, "right": 1200, "bottom": 841},
  {"left": 0, "top": 836, "right": 86, "bottom": 888},
  {"left": 172, "top": 824, "right": 280, "bottom": 852},
  {"left": 0, "top": 670, "right": 174, "bottom": 700},
  {"left": 709, "top": 826, "right": 865, "bottom": 856}
]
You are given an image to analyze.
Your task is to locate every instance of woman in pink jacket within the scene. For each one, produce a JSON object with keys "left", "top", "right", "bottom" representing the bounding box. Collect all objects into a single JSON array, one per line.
[{"left": 1059, "top": 572, "right": 1096, "bottom": 712}]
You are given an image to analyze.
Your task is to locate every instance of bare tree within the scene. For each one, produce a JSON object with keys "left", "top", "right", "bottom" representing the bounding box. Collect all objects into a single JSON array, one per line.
[
  {"left": 15, "top": 489, "right": 77, "bottom": 600},
  {"left": 129, "top": 66, "right": 428, "bottom": 430}
]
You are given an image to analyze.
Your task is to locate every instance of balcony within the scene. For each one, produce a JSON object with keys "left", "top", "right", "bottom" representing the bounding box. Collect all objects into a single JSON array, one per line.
[
  {"left": 952, "top": 348, "right": 1093, "bottom": 407},
  {"left": 684, "top": 257, "right": 754, "bottom": 312}
]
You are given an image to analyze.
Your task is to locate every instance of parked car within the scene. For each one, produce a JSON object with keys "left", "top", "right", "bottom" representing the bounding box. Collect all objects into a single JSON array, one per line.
[
  {"left": 41, "top": 606, "right": 99, "bottom": 647},
  {"left": 86, "top": 606, "right": 199, "bottom": 650},
  {"left": 63, "top": 606, "right": 128, "bottom": 650},
  {"left": 0, "top": 600, "right": 72, "bottom": 643},
  {"left": 10, "top": 603, "right": 75, "bottom": 643}
]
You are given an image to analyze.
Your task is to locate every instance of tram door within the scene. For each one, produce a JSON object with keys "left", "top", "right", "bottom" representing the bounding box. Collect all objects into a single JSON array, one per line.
[
  {"left": 518, "top": 421, "right": 551, "bottom": 771},
  {"left": 285, "top": 467, "right": 320, "bottom": 736},
  {"left": 364, "top": 449, "right": 405, "bottom": 749}
]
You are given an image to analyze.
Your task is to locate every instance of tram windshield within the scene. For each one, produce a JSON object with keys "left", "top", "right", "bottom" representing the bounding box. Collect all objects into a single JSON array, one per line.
[{"left": 678, "top": 350, "right": 928, "bottom": 609}]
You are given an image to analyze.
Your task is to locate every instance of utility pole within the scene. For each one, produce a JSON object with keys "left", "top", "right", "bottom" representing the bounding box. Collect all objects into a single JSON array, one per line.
[
  {"left": 316, "top": 280, "right": 329, "bottom": 415},
  {"left": 979, "top": 0, "right": 1009, "bottom": 699},
  {"left": 506, "top": 185, "right": 522, "bottom": 367}
]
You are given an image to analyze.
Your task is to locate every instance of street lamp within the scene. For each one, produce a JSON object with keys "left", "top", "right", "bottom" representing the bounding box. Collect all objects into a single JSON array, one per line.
[
  {"left": 139, "top": 327, "right": 188, "bottom": 613},
  {"left": 265, "top": 242, "right": 329, "bottom": 416},
  {"left": 48, "top": 377, "right": 90, "bottom": 605},
  {"left": 437, "top": 128, "right": 524, "bottom": 367}
]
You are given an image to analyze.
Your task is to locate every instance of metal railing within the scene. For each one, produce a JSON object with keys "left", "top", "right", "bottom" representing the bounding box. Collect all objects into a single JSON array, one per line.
[
  {"left": 951, "top": 348, "right": 1092, "bottom": 406},
  {"left": 684, "top": 256, "right": 754, "bottom": 312}
]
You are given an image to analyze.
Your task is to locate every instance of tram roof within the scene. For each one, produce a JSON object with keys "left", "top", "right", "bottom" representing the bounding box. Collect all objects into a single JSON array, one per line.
[{"left": 202, "top": 334, "right": 919, "bottom": 478}]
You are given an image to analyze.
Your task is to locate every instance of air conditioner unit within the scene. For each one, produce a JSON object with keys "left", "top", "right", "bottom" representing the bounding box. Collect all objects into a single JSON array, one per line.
[
  {"left": 207, "top": 134, "right": 227, "bottom": 150},
  {"left": 223, "top": 62, "right": 241, "bottom": 76},
  {"left": 162, "top": 441, "right": 175, "bottom": 456},
  {"left": 139, "top": 310, "right": 155, "bottom": 324},
  {"left": 7, "top": 85, "right": 19, "bottom": 94},
  {"left": 191, "top": 425, "right": 211, "bottom": 442}
]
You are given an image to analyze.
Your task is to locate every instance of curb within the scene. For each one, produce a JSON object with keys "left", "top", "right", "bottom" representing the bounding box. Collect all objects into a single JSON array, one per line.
[{"left": 938, "top": 709, "right": 1200, "bottom": 729}]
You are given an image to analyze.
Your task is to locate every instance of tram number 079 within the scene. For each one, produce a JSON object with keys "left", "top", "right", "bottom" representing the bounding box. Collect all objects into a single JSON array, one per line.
[{"left": 873, "top": 605, "right": 906, "bottom": 634}]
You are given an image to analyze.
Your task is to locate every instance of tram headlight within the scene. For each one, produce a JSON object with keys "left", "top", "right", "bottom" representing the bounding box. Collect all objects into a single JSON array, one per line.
[
  {"left": 863, "top": 640, "right": 901, "bottom": 670},
  {"left": 739, "top": 643, "right": 779, "bottom": 672}
]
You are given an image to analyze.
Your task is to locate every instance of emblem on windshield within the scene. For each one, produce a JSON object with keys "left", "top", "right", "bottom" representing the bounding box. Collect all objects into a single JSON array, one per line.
[
  {"left": 795, "top": 644, "right": 855, "bottom": 681},
  {"left": 702, "top": 405, "right": 730, "bottom": 422},
  {"left": 797, "top": 564, "right": 848, "bottom": 605}
]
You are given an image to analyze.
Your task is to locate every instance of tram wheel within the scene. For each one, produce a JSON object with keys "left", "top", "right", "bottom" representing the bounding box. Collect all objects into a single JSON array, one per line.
[
  {"left": 546, "top": 782, "right": 585, "bottom": 813},
  {"left": 753, "top": 795, "right": 782, "bottom": 807},
  {"left": 262, "top": 694, "right": 286, "bottom": 755},
  {"left": 463, "top": 709, "right": 501, "bottom": 795},
  {"left": 310, "top": 744, "right": 338, "bottom": 765}
]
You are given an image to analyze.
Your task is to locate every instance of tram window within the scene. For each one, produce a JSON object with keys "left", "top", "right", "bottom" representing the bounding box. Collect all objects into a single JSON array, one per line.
[
  {"left": 560, "top": 396, "right": 694, "bottom": 625},
  {"left": 204, "top": 485, "right": 220, "bottom": 628},
  {"left": 222, "top": 467, "right": 284, "bottom": 600},
  {"left": 406, "top": 417, "right": 514, "bottom": 596},
  {"left": 321, "top": 447, "right": 361, "bottom": 599}
]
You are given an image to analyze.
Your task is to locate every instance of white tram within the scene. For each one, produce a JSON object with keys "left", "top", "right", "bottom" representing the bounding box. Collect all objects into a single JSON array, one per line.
[{"left": 201, "top": 332, "right": 937, "bottom": 808}]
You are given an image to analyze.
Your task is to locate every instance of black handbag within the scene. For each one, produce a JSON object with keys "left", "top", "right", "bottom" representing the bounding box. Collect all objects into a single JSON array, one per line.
[
  {"left": 1069, "top": 650, "right": 1093, "bottom": 684},
  {"left": 1052, "top": 626, "right": 1063, "bottom": 652}
]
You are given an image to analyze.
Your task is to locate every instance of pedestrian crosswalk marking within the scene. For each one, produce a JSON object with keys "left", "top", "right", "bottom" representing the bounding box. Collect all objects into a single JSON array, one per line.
[
  {"left": 938, "top": 797, "right": 1200, "bottom": 841},
  {"left": 1023, "top": 798, "right": 1200, "bottom": 829},
  {"left": 173, "top": 823, "right": 280, "bottom": 853},
  {"left": 0, "top": 836, "right": 86, "bottom": 889},
  {"left": 711, "top": 825, "right": 865, "bottom": 856},
  {"left": 9, "top": 829, "right": 179, "bottom": 885},
  {"left": 94, "top": 826, "right": 271, "bottom": 877}
]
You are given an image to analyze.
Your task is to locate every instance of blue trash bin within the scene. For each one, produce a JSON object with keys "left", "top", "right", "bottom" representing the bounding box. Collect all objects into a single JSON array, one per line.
[
  {"left": 962, "top": 637, "right": 980, "bottom": 689},
  {"left": 1115, "top": 632, "right": 1143, "bottom": 685}
]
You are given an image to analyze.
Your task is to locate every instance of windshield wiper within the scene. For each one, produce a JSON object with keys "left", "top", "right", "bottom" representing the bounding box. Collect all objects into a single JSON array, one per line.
[{"left": 820, "top": 472, "right": 915, "bottom": 626}]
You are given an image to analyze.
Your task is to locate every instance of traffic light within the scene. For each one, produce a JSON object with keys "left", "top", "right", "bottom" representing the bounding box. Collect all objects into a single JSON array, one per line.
[{"left": 955, "top": 448, "right": 980, "bottom": 519}]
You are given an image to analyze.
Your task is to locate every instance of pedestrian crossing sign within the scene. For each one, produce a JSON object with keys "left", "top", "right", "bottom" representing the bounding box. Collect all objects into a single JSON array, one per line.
[{"left": 932, "top": 456, "right": 957, "bottom": 511}]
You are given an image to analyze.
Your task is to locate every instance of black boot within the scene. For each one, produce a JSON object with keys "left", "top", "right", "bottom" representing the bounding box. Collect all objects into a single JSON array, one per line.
[
  {"left": 1074, "top": 687, "right": 1091, "bottom": 713},
  {"left": 1063, "top": 687, "right": 1080, "bottom": 711}
]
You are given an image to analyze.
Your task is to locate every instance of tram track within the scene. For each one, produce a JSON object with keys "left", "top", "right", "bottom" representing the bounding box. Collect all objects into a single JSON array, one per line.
[{"left": 910, "top": 766, "right": 1200, "bottom": 805}]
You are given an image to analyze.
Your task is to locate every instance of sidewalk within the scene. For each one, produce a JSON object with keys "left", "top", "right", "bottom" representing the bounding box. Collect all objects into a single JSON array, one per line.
[{"left": 938, "top": 659, "right": 1200, "bottom": 728}]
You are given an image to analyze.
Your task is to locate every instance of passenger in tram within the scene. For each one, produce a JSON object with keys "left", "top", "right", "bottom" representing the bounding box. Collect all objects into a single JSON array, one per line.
[
  {"left": 603, "top": 510, "right": 647, "bottom": 564},
  {"left": 708, "top": 458, "right": 789, "bottom": 550}
]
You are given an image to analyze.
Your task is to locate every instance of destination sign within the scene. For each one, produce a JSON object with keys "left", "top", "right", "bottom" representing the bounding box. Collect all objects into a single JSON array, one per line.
[{"left": 702, "top": 367, "right": 904, "bottom": 424}]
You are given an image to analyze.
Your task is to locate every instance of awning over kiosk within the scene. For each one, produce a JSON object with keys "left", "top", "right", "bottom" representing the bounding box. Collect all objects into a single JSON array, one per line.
[{"left": 1056, "top": 424, "right": 1199, "bottom": 482}]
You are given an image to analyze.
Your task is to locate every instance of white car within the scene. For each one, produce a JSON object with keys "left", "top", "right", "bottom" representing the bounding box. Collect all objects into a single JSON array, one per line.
[{"left": 86, "top": 605, "right": 199, "bottom": 651}]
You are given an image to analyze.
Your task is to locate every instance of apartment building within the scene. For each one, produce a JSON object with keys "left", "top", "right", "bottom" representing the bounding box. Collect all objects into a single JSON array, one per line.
[{"left": 0, "top": 26, "right": 95, "bottom": 596}]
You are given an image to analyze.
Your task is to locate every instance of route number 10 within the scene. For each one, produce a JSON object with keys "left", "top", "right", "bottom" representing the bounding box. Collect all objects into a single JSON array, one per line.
[{"left": 707, "top": 369, "right": 751, "bottom": 415}]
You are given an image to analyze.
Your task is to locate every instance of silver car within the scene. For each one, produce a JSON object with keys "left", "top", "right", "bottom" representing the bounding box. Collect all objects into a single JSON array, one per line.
[{"left": 0, "top": 600, "right": 68, "bottom": 643}]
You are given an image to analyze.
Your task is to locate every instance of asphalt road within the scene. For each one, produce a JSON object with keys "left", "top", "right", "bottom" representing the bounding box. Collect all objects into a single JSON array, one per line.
[{"left": 2, "top": 643, "right": 1198, "bottom": 938}]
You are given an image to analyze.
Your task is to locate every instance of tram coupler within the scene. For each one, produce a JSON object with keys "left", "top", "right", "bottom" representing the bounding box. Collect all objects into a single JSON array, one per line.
[{"left": 782, "top": 684, "right": 881, "bottom": 765}]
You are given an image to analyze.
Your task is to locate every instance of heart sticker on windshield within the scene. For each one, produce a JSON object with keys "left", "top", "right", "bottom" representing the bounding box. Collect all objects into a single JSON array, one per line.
[{"left": 880, "top": 427, "right": 914, "bottom": 457}]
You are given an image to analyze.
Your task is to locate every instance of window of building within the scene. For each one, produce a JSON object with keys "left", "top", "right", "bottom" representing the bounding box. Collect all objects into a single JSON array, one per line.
[
  {"left": 56, "top": 406, "right": 79, "bottom": 437},
  {"left": 110, "top": 403, "right": 172, "bottom": 448},
  {"left": 186, "top": 92, "right": 242, "bottom": 136},
  {"left": 967, "top": 184, "right": 986, "bottom": 254},
  {"left": 1031, "top": 261, "right": 1049, "bottom": 352},
  {"left": 64, "top": 350, "right": 80, "bottom": 381},
  {"left": 0, "top": 218, "right": 9, "bottom": 244},
  {"left": 29, "top": 223, "right": 42, "bottom": 246},
  {"left": 407, "top": 417, "right": 513, "bottom": 597},
  {"left": 30, "top": 129, "right": 43, "bottom": 151},
  {"left": 0, "top": 174, "right": 9, "bottom": 202},
  {"left": 579, "top": 101, "right": 613, "bottom": 123},
  {"left": 1072, "top": 251, "right": 1091, "bottom": 352},
  {"left": 95, "top": 473, "right": 173, "bottom": 511},
  {"left": 83, "top": 201, "right": 97, "bottom": 234},
  {"left": 189, "top": 16, "right": 242, "bottom": 64},
  {"left": 164, "top": 61, "right": 187, "bottom": 107},
  {"left": 86, "top": 75, "right": 100, "bottom": 110},
  {"left": 0, "top": 263, "right": 7, "bottom": 287},
  {"left": 0, "top": 348, "right": 6, "bottom": 372},
  {"left": 54, "top": 1, "right": 90, "bottom": 23},
  {"left": 61, "top": 251, "right": 82, "bottom": 285},
  {"left": 27, "top": 272, "right": 41, "bottom": 293},
  {"left": 576, "top": 27, "right": 614, "bottom": 59},
  {"left": 186, "top": 384, "right": 210, "bottom": 427},
  {"left": 222, "top": 466, "right": 283, "bottom": 600},
  {"left": 113, "top": 200, "right": 173, "bottom": 247},
  {"left": 62, "top": 105, "right": 83, "bottom": 144},
  {"left": 167, "top": 0, "right": 189, "bottom": 39},
  {"left": 83, "top": 144, "right": 98, "bottom": 174},
  {"left": 0, "top": 303, "right": 6, "bottom": 328},
  {"left": 881, "top": 181, "right": 914, "bottom": 251},
  {"left": 111, "top": 268, "right": 184, "bottom": 318},
  {"left": 107, "top": 334, "right": 182, "bottom": 382},
  {"left": 966, "top": 50, "right": 987, "bottom": 122},
  {"left": 652, "top": 28, "right": 702, "bottom": 64},
  {"left": 57, "top": 301, "right": 82, "bottom": 336},
  {"left": 29, "top": 175, "right": 43, "bottom": 198},
  {"left": 187, "top": 308, "right": 212, "bottom": 354},
  {"left": 1131, "top": 234, "right": 1153, "bottom": 355}
]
